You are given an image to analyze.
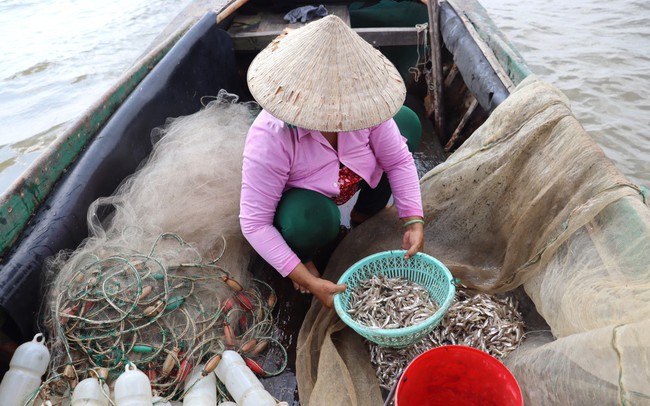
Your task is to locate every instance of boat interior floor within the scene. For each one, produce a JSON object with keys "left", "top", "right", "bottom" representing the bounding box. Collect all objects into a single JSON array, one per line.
[{"left": 248, "top": 225, "right": 348, "bottom": 403}]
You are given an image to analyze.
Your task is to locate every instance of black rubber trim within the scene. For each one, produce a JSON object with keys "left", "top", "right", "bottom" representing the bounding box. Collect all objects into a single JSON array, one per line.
[{"left": 440, "top": 1, "right": 509, "bottom": 112}]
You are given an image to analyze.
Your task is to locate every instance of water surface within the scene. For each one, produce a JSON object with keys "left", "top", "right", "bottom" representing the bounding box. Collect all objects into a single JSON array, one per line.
[
  {"left": 482, "top": 0, "right": 650, "bottom": 187},
  {"left": 0, "top": 0, "right": 648, "bottom": 191},
  {"left": 0, "top": 0, "right": 191, "bottom": 190}
]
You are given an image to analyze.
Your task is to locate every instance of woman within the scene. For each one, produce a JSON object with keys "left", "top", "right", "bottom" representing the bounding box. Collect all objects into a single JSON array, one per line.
[{"left": 240, "top": 15, "right": 424, "bottom": 308}]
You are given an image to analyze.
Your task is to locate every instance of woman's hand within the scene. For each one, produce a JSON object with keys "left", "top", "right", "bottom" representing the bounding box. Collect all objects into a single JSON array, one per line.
[
  {"left": 292, "top": 261, "right": 321, "bottom": 293},
  {"left": 309, "top": 278, "right": 348, "bottom": 308},
  {"left": 401, "top": 217, "right": 424, "bottom": 259},
  {"left": 289, "top": 262, "right": 347, "bottom": 308}
]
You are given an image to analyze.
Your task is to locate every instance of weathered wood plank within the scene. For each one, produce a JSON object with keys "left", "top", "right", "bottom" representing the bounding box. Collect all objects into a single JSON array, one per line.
[
  {"left": 445, "top": 96, "right": 479, "bottom": 151},
  {"left": 231, "top": 27, "right": 421, "bottom": 51},
  {"left": 230, "top": 4, "right": 351, "bottom": 37}
]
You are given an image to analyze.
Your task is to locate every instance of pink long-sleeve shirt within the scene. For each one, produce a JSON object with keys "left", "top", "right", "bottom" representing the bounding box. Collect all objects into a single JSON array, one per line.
[{"left": 240, "top": 110, "right": 423, "bottom": 276}]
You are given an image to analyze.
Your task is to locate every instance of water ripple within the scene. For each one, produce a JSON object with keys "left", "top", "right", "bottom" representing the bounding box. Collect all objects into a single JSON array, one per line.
[{"left": 482, "top": 0, "right": 650, "bottom": 187}]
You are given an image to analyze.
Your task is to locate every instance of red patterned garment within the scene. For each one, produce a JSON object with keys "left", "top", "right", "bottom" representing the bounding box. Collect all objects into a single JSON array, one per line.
[{"left": 333, "top": 165, "right": 363, "bottom": 205}]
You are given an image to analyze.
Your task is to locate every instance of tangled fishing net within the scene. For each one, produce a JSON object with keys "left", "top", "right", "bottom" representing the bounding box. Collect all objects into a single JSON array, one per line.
[{"left": 38, "top": 92, "right": 286, "bottom": 403}]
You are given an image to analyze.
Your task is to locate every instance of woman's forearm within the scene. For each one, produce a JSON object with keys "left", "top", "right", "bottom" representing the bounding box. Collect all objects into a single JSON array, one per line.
[{"left": 288, "top": 262, "right": 347, "bottom": 308}]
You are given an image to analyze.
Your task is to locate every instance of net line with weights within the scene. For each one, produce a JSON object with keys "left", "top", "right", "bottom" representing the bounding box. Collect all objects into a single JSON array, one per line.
[{"left": 38, "top": 232, "right": 287, "bottom": 404}]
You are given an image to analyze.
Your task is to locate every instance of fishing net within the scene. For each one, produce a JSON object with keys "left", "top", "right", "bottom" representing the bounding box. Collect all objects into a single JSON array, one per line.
[
  {"left": 39, "top": 92, "right": 286, "bottom": 403},
  {"left": 296, "top": 76, "right": 650, "bottom": 405}
]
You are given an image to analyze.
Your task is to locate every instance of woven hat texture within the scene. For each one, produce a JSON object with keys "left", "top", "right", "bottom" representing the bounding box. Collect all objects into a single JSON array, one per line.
[{"left": 247, "top": 15, "right": 406, "bottom": 132}]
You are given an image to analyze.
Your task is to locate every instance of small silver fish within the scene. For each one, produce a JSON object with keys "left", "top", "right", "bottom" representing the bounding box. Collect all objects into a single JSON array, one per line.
[
  {"left": 368, "top": 285, "right": 525, "bottom": 391},
  {"left": 347, "top": 275, "right": 439, "bottom": 330}
]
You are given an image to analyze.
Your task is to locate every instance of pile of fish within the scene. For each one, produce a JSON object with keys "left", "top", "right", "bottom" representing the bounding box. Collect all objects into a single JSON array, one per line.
[
  {"left": 366, "top": 286, "right": 525, "bottom": 391},
  {"left": 347, "top": 274, "right": 439, "bottom": 329}
]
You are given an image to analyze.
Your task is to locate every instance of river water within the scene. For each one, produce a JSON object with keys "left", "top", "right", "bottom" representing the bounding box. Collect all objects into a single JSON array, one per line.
[
  {"left": 0, "top": 0, "right": 191, "bottom": 191},
  {"left": 481, "top": 0, "right": 649, "bottom": 187},
  {"left": 0, "top": 0, "right": 648, "bottom": 192}
]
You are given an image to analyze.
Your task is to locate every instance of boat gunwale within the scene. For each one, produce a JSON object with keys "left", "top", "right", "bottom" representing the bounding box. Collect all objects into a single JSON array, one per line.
[{"left": 446, "top": 0, "right": 531, "bottom": 86}]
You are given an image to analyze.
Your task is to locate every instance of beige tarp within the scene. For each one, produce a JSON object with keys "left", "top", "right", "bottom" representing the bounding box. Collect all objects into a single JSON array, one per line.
[{"left": 296, "top": 76, "right": 650, "bottom": 405}]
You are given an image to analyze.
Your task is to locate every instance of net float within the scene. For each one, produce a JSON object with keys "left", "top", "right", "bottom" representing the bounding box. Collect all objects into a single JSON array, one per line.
[
  {"left": 144, "top": 300, "right": 165, "bottom": 317},
  {"left": 202, "top": 353, "right": 222, "bottom": 376},
  {"left": 267, "top": 293, "right": 277, "bottom": 309},
  {"left": 175, "top": 359, "right": 192, "bottom": 384},
  {"left": 235, "top": 292, "right": 253, "bottom": 312},
  {"left": 250, "top": 340, "right": 268, "bottom": 356},
  {"left": 161, "top": 347, "right": 181, "bottom": 378},
  {"left": 139, "top": 285, "right": 153, "bottom": 301},
  {"left": 239, "top": 339, "right": 257, "bottom": 354},
  {"left": 221, "top": 276, "right": 243, "bottom": 292},
  {"left": 223, "top": 321, "right": 235, "bottom": 348},
  {"left": 244, "top": 357, "right": 266, "bottom": 377}
]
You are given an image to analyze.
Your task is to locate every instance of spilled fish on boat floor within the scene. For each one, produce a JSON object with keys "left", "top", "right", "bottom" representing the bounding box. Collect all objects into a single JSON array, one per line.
[{"left": 368, "top": 286, "right": 525, "bottom": 391}]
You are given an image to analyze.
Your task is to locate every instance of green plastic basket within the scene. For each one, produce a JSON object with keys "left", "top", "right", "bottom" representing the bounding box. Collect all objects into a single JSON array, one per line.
[{"left": 333, "top": 250, "right": 455, "bottom": 348}]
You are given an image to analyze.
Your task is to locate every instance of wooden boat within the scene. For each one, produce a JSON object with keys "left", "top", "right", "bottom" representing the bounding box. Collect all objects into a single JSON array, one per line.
[
  {"left": 0, "top": 0, "right": 527, "bottom": 329},
  {"left": 0, "top": 0, "right": 526, "bottom": 374},
  {"left": 7, "top": 0, "right": 644, "bottom": 404}
]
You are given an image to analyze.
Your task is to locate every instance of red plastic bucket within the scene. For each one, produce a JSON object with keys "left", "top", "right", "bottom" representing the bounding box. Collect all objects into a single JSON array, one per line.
[{"left": 394, "top": 345, "right": 523, "bottom": 406}]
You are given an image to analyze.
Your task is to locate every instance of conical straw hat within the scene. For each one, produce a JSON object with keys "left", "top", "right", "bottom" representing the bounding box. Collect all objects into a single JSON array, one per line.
[{"left": 247, "top": 15, "right": 406, "bottom": 132}]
